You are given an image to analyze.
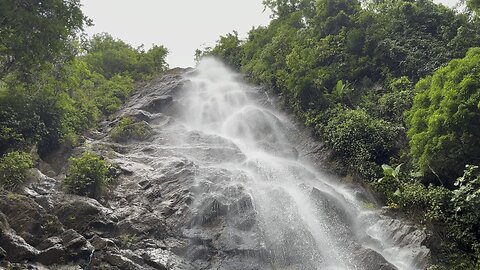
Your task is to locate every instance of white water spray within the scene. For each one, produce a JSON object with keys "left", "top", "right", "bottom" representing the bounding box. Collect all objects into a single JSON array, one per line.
[{"left": 172, "top": 58, "right": 428, "bottom": 270}]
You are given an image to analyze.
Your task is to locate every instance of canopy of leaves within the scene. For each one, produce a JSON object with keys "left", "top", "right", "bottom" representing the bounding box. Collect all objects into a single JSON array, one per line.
[
  {"left": 0, "top": 0, "right": 89, "bottom": 79},
  {"left": 407, "top": 47, "right": 480, "bottom": 183},
  {"left": 83, "top": 33, "right": 168, "bottom": 80},
  {"left": 0, "top": 6, "right": 168, "bottom": 158}
]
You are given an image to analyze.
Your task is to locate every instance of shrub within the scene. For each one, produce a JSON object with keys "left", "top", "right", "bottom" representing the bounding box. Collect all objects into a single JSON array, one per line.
[
  {"left": 377, "top": 77, "right": 414, "bottom": 122},
  {"left": 0, "top": 151, "right": 33, "bottom": 190},
  {"left": 64, "top": 152, "right": 112, "bottom": 198},
  {"left": 375, "top": 163, "right": 480, "bottom": 268},
  {"left": 373, "top": 164, "right": 403, "bottom": 201},
  {"left": 449, "top": 165, "right": 480, "bottom": 250},
  {"left": 110, "top": 117, "right": 152, "bottom": 143},
  {"left": 320, "top": 107, "right": 400, "bottom": 178}
]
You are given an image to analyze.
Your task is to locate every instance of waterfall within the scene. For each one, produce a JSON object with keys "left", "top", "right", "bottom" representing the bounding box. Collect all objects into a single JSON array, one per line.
[{"left": 162, "top": 58, "right": 428, "bottom": 270}]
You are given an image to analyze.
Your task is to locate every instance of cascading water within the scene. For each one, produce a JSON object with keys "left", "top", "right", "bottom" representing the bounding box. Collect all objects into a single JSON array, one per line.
[{"left": 165, "top": 58, "right": 428, "bottom": 270}]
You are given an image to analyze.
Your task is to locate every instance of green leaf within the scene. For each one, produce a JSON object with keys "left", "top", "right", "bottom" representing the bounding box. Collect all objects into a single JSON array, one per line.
[{"left": 382, "top": 164, "right": 394, "bottom": 177}]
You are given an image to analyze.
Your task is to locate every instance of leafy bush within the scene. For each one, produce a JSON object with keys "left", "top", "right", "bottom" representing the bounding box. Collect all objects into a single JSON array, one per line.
[
  {"left": 64, "top": 152, "right": 112, "bottom": 198},
  {"left": 377, "top": 77, "right": 414, "bottom": 122},
  {"left": 320, "top": 107, "right": 400, "bottom": 178},
  {"left": 0, "top": 151, "right": 33, "bottom": 190},
  {"left": 0, "top": 86, "right": 66, "bottom": 157},
  {"left": 110, "top": 117, "right": 152, "bottom": 143}
]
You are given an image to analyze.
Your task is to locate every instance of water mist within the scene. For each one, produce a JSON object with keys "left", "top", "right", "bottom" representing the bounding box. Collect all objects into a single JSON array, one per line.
[{"left": 166, "top": 58, "right": 429, "bottom": 270}]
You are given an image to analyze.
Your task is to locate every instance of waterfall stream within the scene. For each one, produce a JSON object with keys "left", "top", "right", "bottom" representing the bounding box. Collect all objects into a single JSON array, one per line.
[{"left": 152, "top": 58, "right": 428, "bottom": 269}]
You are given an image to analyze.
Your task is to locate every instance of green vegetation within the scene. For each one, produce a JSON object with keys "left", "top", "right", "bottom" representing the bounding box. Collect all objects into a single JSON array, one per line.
[
  {"left": 0, "top": 0, "right": 89, "bottom": 79},
  {"left": 407, "top": 48, "right": 480, "bottom": 184},
  {"left": 83, "top": 33, "right": 168, "bottom": 80},
  {"left": 377, "top": 164, "right": 480, "bottom": 269},
  {"left": 118, "top": 233, "right": 139, "bottom": 248},
  {"left": 0, "top": 1, "right": 168, "bottom": 169},
  {"left": 0, "top": 151, "right": 33, "bottom": 191},
  {"left": 110, "top": 117, "right": 153, "bottom": 143},
  {"left": 203, "top": 0, "right": 480, "bottom": 267},
  {"left": 64, "top": 152, "right": 112, "bottom": 198}
]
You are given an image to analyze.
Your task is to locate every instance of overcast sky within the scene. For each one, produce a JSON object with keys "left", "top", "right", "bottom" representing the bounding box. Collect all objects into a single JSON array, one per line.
[{"left": 80, "top": 0, "right": 460, "bottom": 68}]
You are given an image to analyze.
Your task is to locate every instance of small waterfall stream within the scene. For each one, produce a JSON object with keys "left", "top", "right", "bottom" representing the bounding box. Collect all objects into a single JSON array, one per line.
[{"left": 162, "top": 58, "right": 428, "bottom": 269}]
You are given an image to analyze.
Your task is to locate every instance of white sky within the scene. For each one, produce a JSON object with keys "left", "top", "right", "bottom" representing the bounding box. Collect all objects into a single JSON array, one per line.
[
  {"left": 81, "top": 0, "right": 271, "bottom": 68},
  {"left": 80, "top": 0, "right": 460, "bottom": 68}
]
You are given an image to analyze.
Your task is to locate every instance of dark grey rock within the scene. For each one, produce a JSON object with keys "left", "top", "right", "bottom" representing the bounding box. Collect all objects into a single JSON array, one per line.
[
  {"left": 61, "top": 229, "right": 94, "bottom": 262},
  {"left": 141, "top": 95, "right": 173, "bottom": 113},
  {"left": 36, "top": 244, "right": 67, "bottom": 265},
  {"left": 90, "top": 235, "right": 116, "bottom": 250}
]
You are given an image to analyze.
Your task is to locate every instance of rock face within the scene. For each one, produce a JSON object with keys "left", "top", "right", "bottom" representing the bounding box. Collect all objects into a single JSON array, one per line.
[{"left": 0, "top": 64, "right": 430, "bottom": 269}]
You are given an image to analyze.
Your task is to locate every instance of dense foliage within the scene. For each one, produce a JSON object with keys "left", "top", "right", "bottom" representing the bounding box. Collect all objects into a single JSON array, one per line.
[
  {"left": 83, "top": 33, "right": 168, "bottom": 80},
  {"left": 407, "top": 48, "right": 480, "bottom": 185},
  {"left": 64, "top": 152, "right": 112, "bottom": 198},
  {"left": 203, "top": 0, "right": 480, "bottom": 267},
  {"left": 0, "top": 151, "right": 33, "bottom": 191},
  {"left": 0, "top": 0, "right": 89, "bottom": 79},
  {"left": 0, "top": 1, "right": 168, "bottom": 161},
  {"left": 0, "top": 0, "right": 168, "bottom": 205}
]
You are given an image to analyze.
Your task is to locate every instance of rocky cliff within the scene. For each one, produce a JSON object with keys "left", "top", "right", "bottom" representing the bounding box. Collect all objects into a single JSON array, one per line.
[{"left": 0, "top": 65, "right": 430, "bottom": 270}]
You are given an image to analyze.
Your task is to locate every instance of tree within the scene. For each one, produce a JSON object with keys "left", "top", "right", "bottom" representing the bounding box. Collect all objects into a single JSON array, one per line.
[
  {"left": 263, "top": 0, "right": 302, "bottom": 17},
  {"left": 209, "top": 31, "right": 244, "bottom": 70},
  {"left": 407, "top": 47, "right": 480, "bottom": 183},
  {"left": 0, "top": 0, "right": 90, "bottom": 79},
  {"left": 83, "top": 33, "right": 168, "bottom": 79},
  {"left": 83, "top": 33, "right": 140, "bottom": 78}
]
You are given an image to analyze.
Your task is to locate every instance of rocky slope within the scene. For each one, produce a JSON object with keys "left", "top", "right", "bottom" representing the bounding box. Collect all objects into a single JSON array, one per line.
[{"left": 0, "top": 66, "right": 429, "bottom": 269}]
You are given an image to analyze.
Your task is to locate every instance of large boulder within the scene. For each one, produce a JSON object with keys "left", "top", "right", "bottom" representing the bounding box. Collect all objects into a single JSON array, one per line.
[
  {"left": 0, "top": 193, "right": 64, "bottom": 247},
  {"left": 51, "top": 195, "right": 117, "bottom": 237},
  {"left": 0, "top": 212, "right": 39, "bottom": 262}
]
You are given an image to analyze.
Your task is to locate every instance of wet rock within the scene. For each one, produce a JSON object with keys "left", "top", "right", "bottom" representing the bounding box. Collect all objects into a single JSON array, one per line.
[
  {"left": 36, "top": 236, "right": 62, "bottom": 250},
  {"left": 0, "top": 247, "right": 6, "bottom": 262},
  {"left": 36, "top": 244, "right": 67, "bottom": 265},
  {"left": 0, "top": 193, "right": 63, "bottom": 246},
  {"left": 90, "top": 235, "right": 117, "bottom": 250},
  {"left": 139, "top": 180, "right": 153, "bottom": 190},
  {"left": 139, "top": 249, "right": 169, "bottom": 270},
  {"left": 185, "top": 244, "right": 211, "bottom": 261},
  {"left": 0, "top": 212, "right": 38, "bottom": 262},
  {"left": 122, "top": 109, "right": 153, "bottom": 122},
  {"left": 141, "top": 95, "right": 173, "bottom": 113},
  {"left": 61, "top": 229, "right": 94, "bottom": 262},
  {"left": 192, "top": 197, "right": 228, "bottom": 226},
  {"left": 86, "top": 129, "right": 106, "bottom": 140},
  {"left": 1, "top": 231, "right": 39, "bottom": 262},
  {"left": 368, "top": 217, "right": 430, "bottom": 269},
  {"left": 309, "top": 187, "right": 354, "bottom": 233},
  {"left": 24, "top": 169, "right": 58, "bottom": 196},
  {"left": 53, "top": 195, "right": 116, "bottom": 236},
  {"left": 353, "top": 248, "right": 397, "bottom": 270},
  {"left": 117, "top": 211, "right": 167, "bottom": 238},
  {"left": 104, "top": 252, "right": 143, "bottom": 269}
]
